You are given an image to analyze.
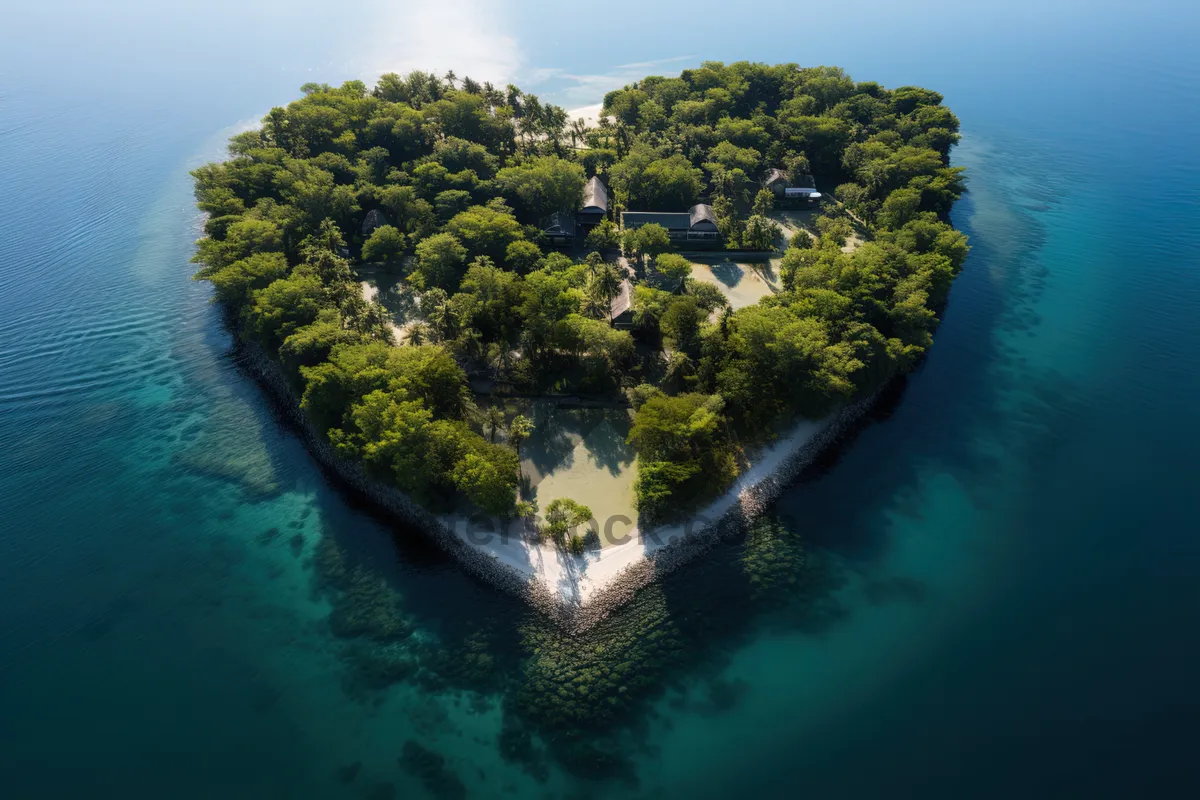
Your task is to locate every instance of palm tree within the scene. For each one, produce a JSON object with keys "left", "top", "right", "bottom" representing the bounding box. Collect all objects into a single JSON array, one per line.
[
  {"left": 570, "top": 118, "right": 588, "bottom": 150},
  {"left": 582, "top": 283, "right": 609, "bottom": 320},
  {"left": 406, "top": 321, "right": 431, "bottom": 346},
  {"left": 461, "top": 76, "right": 481, "bottom": 95},
  {"left": 425, "top": 296, "right": 456, "bottom": 342},
  {"left": 483, "top": 405, "right": 505, "bottom": 443},
  {"left": 543, "top": 105, "right": 568, "bottom": 154},
  {"left": 592, "top": 262, "right": 623, "bottom": 324},
  {"left": 443, "top": 70, "right": 457, "bottom": 89},
  {"left": 664, "top": 350, "right": 695, "bottom": 386},
  {"left": 508, "top": 414, "right": 533, "bottom": 488},
  {"left": 521, "top": 95, "right": 544, "bottom": 149},
  {"left": 505, "top": 84, "right": 523, "bottom": 115},
  {"left": 615, "top": 122, "right": 630, "bottom": 158},
  {"left": 487, "top": 342, "right": 515, "bottom": 377},
  {"left": 597, "top": 115, "right": 615, "bottom": 150},
  {"left": 482, "top": 82, "right": 503, "bottom": 109}
]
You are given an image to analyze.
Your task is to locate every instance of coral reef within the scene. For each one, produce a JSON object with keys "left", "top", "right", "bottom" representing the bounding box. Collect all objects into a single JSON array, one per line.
[{"left": 398, "top": 741, "right": 467, "bottom": 800}]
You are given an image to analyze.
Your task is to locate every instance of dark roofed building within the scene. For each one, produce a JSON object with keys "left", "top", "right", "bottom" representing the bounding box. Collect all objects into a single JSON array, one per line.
[
  {"left": 621, "top": 204, "right": 720, "bottom": 244},
  {"left": 764, "top": 168, "right": 790, "bottom": 195},
  {"left": 362, "top": 208, "right": 390, "bottom": 236},
  {"left": 542, "top": 211, "right": 577, "bottom": 248},
  {"left": 578, "top": 176, "right": 608, "bottom": 226}
]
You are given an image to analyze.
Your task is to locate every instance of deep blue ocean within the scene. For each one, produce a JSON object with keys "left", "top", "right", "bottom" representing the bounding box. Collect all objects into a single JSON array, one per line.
[{"left": 2, "top": 2, "right": 1199, "bottom": 797}]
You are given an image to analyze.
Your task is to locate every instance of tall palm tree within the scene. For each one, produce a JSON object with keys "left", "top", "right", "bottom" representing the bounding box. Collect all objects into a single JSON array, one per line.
[
  {"left": 588, "top": 262, "right": 623, "bottom": 324},
  {"left": 505, "top": 84, "right": 523, "bottom": 115},
  {"left": 406, "top": 321, "right": 431, "bottom": 346},
  {"left": 483, "top": 405, "right": 505, "bottom": 443},
  {"left": 582, "top": 284, "right": 609, "bottom": 320},
  {"left": 569, "top": 118, "right": 588, "bottom": 150},
  {"left": 482, "top": 82, "right": 503, "bottom": 109},
  {"left": 544, "top": 105, "right": 568, "bottom": 154},
  {"left": 426, "top": 299, "right": 456, "bottom": 342}
]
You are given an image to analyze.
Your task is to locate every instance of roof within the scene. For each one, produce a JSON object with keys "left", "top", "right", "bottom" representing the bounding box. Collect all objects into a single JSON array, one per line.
[
  {"left": 621, "top": 204, "right": 718, "bottom": 231},
  {"left": 581, "top": 176, "right": 608, "bottom": 212},
  {"left": 621, "top": 210, "right": 692, "bottom": 229},
  {"left": 362, "top": 208, "right": 389, "bottom": 235},
  {"left": 610, "top": 277, "right": 632, "bottom": 319},
  {"left": 689, "top": 204, "right": 717, "bottom": 228},
  {"left": 542, "top": 211, "right": 576, "bottom": 236},
  {"left": 764, "top": 168, "right": 789, "bottom": 186}
]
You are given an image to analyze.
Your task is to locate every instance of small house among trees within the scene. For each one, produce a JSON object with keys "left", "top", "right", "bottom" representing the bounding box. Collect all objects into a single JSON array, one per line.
[
  {"left": 578, "top": 176, "right": 608, "bottom": 230},
  {"left": 542, "top": 210, "right": 576, "bottom": 248},
  {"left": 764, "top": 168, "right": 790, "bottom": 196},
  {"left": 764, "top": 168, "right": 822, "bottom": 204},
  {"left": 620, "top": 204, "right": 720, "bottom": 244},
  {"left": 361, "top": 208, "right": 390, "bottom": 236}
]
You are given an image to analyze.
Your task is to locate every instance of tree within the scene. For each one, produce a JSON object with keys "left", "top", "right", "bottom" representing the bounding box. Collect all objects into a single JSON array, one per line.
[
  {"left": 247, "top": 273, "right": 327, "bottom": 349},
  {"left": 434, "top": 189, "right": 472, "bottom": 220},
  {"left": 505, "top": 240, "right": 543, "bottom": 273},
  {"left": 450, "top": 443, "right": 519, "bottom": 516},
  {"left": 632, "top": 285, "right": 673, "bottom": 333},
  {"left": 751, "top": 188, "right": 775, "bottom": 217},
  {"left": 686, "top": 280, "right": 729, "bottom": 313},
  {"left": 543, "top": 497, "right": 593, "bottom": 547},
  {"left": 653, "top": 252, "right": 693, "bottom": 291},
  {"left": 361, "top": 224, "right": 407, "bottom": 263},
  {"left": 609, "top": 145, "right": 703, "bottom": 209},
  {"left": 445, "top": 205, "right": 525, "bottom": 262},
  {"left": 411, "top": 232, "right": 468, "bottom": 290},
  {"left": 877, "top": 187, "right": 922, "bottom": 229},
  {"left": 661, "top": 296, "right": 704, "bottom": 354},
  {"left": 586, "top": 261, "right": 624, "bottom": 323},
  {"left": 494, "top": 156, "right": 586, "bottom": 221},
  {"left": 509, "top": 414, "right": 532, "bottom": 461},
  {"left": 508, "top": 417, "right": 532, "bottom": 491},
  {"left": 628, "top": 392, "right": 737, "bottom": 519},
  {"left": 195, "top": 251, "right": 289, "bottom": 306},
  {"left": 584, "top": 218, "right": 621, "bottom": 252},
  {"left": 483, "top": 405, "right": 505, "bottom": 443},
  {"left": 705, "top": 141, "right": 762, "bottom": 174},
  {"left": 743, "top": 214, "right": 781, "bottom": 251}
]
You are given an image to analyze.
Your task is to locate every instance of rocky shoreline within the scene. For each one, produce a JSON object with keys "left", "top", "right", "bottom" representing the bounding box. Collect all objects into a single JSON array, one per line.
[{"left": 233, "top": 337, "right": 876, "bottom": 631}]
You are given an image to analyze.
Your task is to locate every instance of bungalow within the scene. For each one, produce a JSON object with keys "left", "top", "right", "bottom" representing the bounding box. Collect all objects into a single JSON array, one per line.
[
  {"left": 764, "top": 168, "right": 790, "bottom": 195},
  {"left": 620, "top": 204, "right": 720, "bottom": 244},
  {"left": 541, "top": 210, "right": 576, "bottom": 248},
  {"left": 764, "top": 168, "right": 822, "bottom": 204},
  {"left": 578, "top": 176, "right": 608, "bottom": 228},
  {"left": 362, "top": 208, "right": 390, "bottom": 236}
]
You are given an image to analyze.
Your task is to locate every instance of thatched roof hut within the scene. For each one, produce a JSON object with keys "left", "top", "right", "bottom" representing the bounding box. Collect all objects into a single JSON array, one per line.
[{"left": 362, "top": 208, "right": 390, "bottom": 236}]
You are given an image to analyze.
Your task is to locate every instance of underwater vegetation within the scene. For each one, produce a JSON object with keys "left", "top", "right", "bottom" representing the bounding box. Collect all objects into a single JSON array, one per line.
[
  {"left": 740, "top": 517, "right": 811, "bottom": 601},
  {"left": 399, "top": 740, "right": 468, "bottom": 800},
  {"left": 308, "top": 513, "right": 827, "bottom": 783}
]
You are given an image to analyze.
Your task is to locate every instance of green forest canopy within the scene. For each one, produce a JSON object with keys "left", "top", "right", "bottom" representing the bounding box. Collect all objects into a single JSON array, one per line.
[{"left": 191, "top": 63, "right": 968, "bottom": 524}]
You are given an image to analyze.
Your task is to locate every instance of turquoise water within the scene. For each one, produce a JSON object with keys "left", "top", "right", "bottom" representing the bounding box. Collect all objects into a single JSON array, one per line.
[{"left": 3, "top": 2, "right": 1199, "bottom": 797}]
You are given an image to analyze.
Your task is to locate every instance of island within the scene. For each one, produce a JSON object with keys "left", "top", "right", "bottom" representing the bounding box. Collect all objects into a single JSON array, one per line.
[{"left": 192, "top": 62, "right": 968, "bottom": 620}]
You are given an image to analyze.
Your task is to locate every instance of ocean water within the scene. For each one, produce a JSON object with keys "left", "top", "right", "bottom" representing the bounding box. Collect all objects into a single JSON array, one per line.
[{"left": 2, "top": 2, "right": 1199, "bottom": 797}]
